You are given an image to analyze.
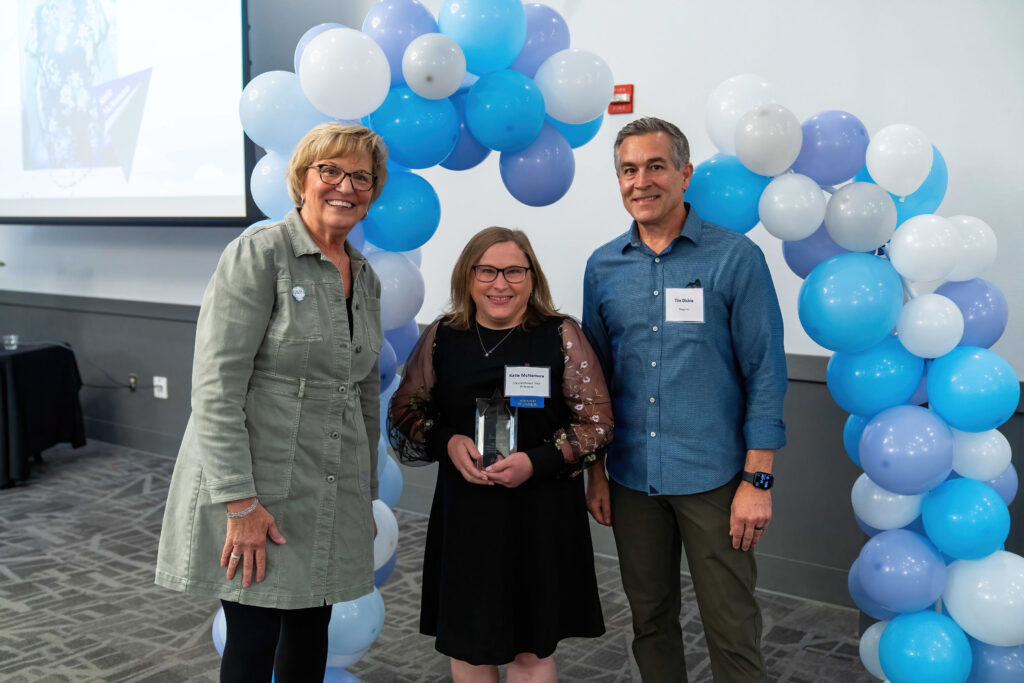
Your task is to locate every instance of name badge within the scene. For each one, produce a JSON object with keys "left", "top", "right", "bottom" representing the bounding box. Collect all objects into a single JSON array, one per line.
[
  {"left": 666, "top": 287, "right": 704, "bottom": 323},
  {"left": 504, "top": 365, "right": 550, "bottom": 408}
]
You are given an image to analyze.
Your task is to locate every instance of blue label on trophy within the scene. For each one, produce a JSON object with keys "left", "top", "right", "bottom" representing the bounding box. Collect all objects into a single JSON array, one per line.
[{"left": 510, "top": 396, "right": 544, "bottom": 408}]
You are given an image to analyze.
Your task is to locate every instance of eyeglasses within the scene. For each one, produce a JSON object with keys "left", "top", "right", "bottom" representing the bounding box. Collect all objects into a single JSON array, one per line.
[
  {"left": 308, "top": 164, "right": 375, "bottom": 191},
  {"left": 471, "top": 265, "right": 531, "bottom": 283}
]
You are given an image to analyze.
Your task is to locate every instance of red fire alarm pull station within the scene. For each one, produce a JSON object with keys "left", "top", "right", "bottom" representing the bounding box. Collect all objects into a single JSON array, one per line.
[{"left": 608, "top": 84, "right": 634, "bottom": 114}]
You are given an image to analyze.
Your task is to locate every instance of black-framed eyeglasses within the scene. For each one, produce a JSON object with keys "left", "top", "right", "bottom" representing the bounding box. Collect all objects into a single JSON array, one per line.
[
  {"left": 472, "top": 265, "right": 531, "bottom": 283},
  {"left": 308, "top": 164, "right": 375, "bottom": 191}
]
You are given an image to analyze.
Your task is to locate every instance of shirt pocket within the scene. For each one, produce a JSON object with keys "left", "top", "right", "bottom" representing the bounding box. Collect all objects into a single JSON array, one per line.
[
  {"left": 362, "top": 297, "right": 383, "bottom": 353},
  {"left": 244, "top": 375, "right": 303, "bottom": 498},
  {"left": 269, "top": 281, "right": 323, "bottom": 342}
]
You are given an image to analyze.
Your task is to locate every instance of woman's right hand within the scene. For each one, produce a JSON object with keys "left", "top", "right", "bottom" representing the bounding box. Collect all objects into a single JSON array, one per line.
[
  {"left": 447, "top": 435, "right": 492, "bottom": 485},
  {"left": 221, "top": 498, "right": 287, "bottom": 588}
]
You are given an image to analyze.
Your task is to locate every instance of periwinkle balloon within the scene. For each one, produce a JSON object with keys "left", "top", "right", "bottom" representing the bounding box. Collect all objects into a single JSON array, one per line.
[
  {"left": 379, "top": 453, "right": 404, "bottom": 508},
  {"left": 239, "top": 71, "right": 331, "bottom": 155},
  {"left": 379, "top": 373, "right": 401, "bottom": 439},
  {"left": 860, "top": 405, "right": 953, "bottom": 496},
  {"left": 798, "top": 253, "right": 904, "bottom": 352},
  {"left": 250, "top": 152, "right": 294, "bottom": 219},
  {"left": 439, "top": 0, "right": 527, "bottom": 75},
  {"left": 499, "top": 121, "right": 575, "bottom": 206},
  {"left": 927, "top": 346, "right": 1020, "bottom": 433},
  {"left": 781, "top": 222, "right": 850, "bottom": 279},
  {"left": 858, "top": 529, "right": 946, "bottom": 613},
  {"left": 848, "top": 556, "right": 899, "bottom": 621},
  {"left": 855, "top": 146, "right": 948, "bottom": 227},
  {"left": 379, "top": 339, "right": 397, "bottom": 389},
  {"left": 987, "top": 462, "right": 1019, "bottom": 506},
  {"left": 922, "top": 478, "right": 1010, "bottom": 560},
  {"left": 878, "top": 611, "right": 971, "bottom": 683},
  {"left": 363, "top": 171, "right": 441, "bottom": 252},
  {"left": 968, "top": 638, "right": 1024, "bottom": 683},
  {"left": 369, "top": 87, "right": 459, "bottom": 168},
  {"left": 686, "top": 155, "right": 771, "bottom": 233},
  {"left": 790, "top": 110, "right": 869, "bottom": 186},
  {"left": 465, "top": 69, "right": 546, "bottom": 152},
  {"left": 509, "top": 3, "right": 570, "bottom": 78},
  {"left": 385, "top": 319, "right": 421, "bottom": 365},
  {"left": 441, "top": 92, "right": 491, "bottom": 170},
  {"left": 549, "top": 114, "right": 603, "bottom": 149},
  {"left": 362, "top": 0, "right": 439, "bottom": 86},
  {"left": 826, "top": 336, "right": 924, "bottom": 417},
  {"left": 843, "top": 413, "right": 870, "bottom": 467},
  {"left": 934, "top": 278, "right": 1008, "bottom": 349}
]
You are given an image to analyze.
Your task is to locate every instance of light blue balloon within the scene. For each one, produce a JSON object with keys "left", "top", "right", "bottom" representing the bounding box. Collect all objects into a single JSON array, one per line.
[
  {"left": 379, "top": 453, "right": 404, "bottom": 508},
  {"left": 826, "top": 336, "right": 923, "bottom": 417},
  {"left": 327, "top": 588, "right": 386, "bottom": 656},
  {"left": 879, "top": 611, "right": 971, "bottom": 683},
  {"left": 239, "top": 71, "right": 331, "bottom": 155},
  {"left": 858, "top": 529, "right": 946, "bottom": 614},
  {"left": 859, "top": 405, "right": 953, "bottom": 495},
  {"left": 379, "top": 339, "right": 397, "bottom": 389},
  {"left": 363, "top": 171, "right": 441, "bottom": 252},
  {"left": 440, "top": 92, "right": 491, "bottom": 170},
  {"left": 465, "top": 69, "right": 545, "bottom": 152},
  {"left": 921, "top": 478, "right": 1010, "bottom": 560},
  {"left": 250, "top": 151, "right": 294, "bottom": 219},
  {"left": 798, "top": 253, "right": 904, "bottom": 353},
  {"left": 843, "top": 414, "right": 869, "bottom": 467},
  {"left": 855, "top": 146, "right": 948, "bottom": 227},
  {"left": 212, "top": 606, "right": 226, "bottom": 656},
  {"left": 294, "top": 23, "right": 345, "bottom": 74},
  {"left": 439, "top": 0, "right": 527, "bottom": 75},
  {"left": 361, "top": 0, "right": 438, "bottom": 86},
  {"left": 548, "top": 114, "right": 603, "bottom": 149},
  {"left": 369, "top": 87, "right": 458, "bottom": 169},
  {"left": 686, "top": 154, "right": 771, "bottom": 233},
  {"left": 499, "top": 121, "right": 575, "bottom": 206},
  {"left": 927, "top": 346, "right": 1020, "bottom": 433},
  {"left": 386, "top": 319, "right": 420, "bottom": 365}
]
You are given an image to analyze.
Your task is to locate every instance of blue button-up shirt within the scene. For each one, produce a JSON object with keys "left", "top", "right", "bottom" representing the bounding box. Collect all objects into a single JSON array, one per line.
[{"left": 582, "top": 205, "right": 787, "bottom": 496}]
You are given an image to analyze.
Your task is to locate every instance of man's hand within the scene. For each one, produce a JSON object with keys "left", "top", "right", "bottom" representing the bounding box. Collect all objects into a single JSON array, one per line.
[
  {"left": 586, "top": 465, "right": 612, "bottom": 526},
  {"left": 730, "top": 449, "right": 774, "bottom": 551},
  {"left": 485, "top": 452, "right": 533, "bottom": 488}
]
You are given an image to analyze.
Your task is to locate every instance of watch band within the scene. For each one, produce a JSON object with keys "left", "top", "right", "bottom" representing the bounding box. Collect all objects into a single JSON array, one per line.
[{"left": 741, "top": 471, "right": 774, "bottom": 490}]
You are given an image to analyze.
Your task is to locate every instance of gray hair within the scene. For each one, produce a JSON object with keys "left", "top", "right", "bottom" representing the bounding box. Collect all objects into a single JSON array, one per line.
[{"left": 613, "top": 117, "right": 690, "bottom": 171}]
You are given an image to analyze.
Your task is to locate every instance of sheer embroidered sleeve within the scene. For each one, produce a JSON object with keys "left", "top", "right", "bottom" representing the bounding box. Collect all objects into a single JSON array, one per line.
[{"left": 387, "top": 319, "right": 447, "bottom": 465}]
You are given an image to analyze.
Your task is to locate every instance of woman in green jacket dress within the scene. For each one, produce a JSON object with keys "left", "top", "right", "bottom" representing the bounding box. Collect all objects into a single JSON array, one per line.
[{"left": 155, "top": 123, "right": 388, "bottom": 682}]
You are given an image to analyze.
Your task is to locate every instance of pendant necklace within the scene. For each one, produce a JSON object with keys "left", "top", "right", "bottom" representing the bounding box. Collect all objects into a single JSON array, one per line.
[{"left": 476, "top": 322, "right": 517, "bottom": 357}]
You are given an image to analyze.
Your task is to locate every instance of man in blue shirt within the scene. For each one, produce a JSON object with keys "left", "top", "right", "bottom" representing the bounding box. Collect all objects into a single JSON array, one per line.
[{"left": 582, "top": 117, "right": 787, "bottom": 682}]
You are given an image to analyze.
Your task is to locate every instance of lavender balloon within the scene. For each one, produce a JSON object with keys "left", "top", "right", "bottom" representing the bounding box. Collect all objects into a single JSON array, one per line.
[
  {"left": 934, "top": 278, "right": 1008, "bottom": 348},
  {"left": 857, "top": 529, "right": 946, "bottom": 613},
  {"left": 860, "top": 405, "right": 954, "bottom": 495},
  {"left": 509, "top": 3, "right": 570, "bottom": 78},
  {"left": 499, "top": 121, "right": 575, "bottom": 206},
  {"left": 441, "top": 92, "right": 491, "bottom": 171},
  {"left": 361, "top": 0, "right": 438, "bottom": 86},
  {"left": 987, "top": 462, "right": 1019, "bottom": 506},
  {"left": 968, "top": 638, "right": 1024, "bottom": 683},
  {"left": 848, "top": 556, "right": 898, "bottom": 620},
  {"left": 385, "top": 319, "right": 420, "bottom": 365},
  {"left": 791, "top": 110, "right": 870, "bottom": 186},
  {"left": 781, "top": 222, "right": 850, "bottom": 279}
]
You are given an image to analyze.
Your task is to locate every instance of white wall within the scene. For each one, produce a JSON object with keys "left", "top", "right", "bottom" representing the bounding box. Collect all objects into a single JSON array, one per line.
[{"left": 2, "top": 0, "right": 1021, "bottom": 371}]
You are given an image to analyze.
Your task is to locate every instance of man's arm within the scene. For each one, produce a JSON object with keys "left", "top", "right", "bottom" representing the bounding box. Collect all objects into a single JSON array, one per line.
[{"left": 582, "top": 258, "right": 614, "bottom": 526}]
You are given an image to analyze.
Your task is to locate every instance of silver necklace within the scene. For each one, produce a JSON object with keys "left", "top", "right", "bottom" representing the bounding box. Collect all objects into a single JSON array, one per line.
[{"left": 475, "top": 322, "right": 517, "bottom": 357}]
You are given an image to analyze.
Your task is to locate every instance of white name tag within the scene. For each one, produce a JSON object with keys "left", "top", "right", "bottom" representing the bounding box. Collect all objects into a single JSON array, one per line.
[
  {"left": 666, "top": 288, "right": 704, "bottom": 323},
  {"left": 504, "top": 366, "right": 551, "bottom": 398}
]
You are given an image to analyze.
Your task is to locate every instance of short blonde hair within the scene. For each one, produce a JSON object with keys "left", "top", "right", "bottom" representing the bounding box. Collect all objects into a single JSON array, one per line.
[
  {"left": 444, "top": 227, "right": 560, "bottom": 331},
  {"left": 286, "top": 123, "right": 389, "bottom": 206}
]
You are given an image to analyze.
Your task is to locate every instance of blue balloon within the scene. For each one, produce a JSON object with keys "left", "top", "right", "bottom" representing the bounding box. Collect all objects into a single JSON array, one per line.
[
  {"left": 385, "top": 319, "right": 420, "bottom": 365},
  {"left": 858, "top": 529, "right": 946, "bottom": 613},
  {"left": 250, "top": 151, "right": 294, "bottom": 219},
  {"left": 790, "top": 110, "right": 870, "bottom": 186},
  {"left": 859, "top": 405, "right": 953, "bottom": 495},
  {"left": 843, "top": 414, "right": 869, "bottom": 467},
  {"left": 927, "top": 346, "right": 1020, "bottom": 433},
  {"left": 548, "top": 114, "right": 603, "bottom": 149},
  {"left": 327, "top": 589, "right": 386, "bottom": 655},
  {"left": 368, "top": 87, "right": 458, "bottom": 168},
  {"left": 374, "top": 550, "right": 398, "bottom": 588},
  {"left": 798, "top": 253, "right": 904, "bottom": 352},
  {"left": 879, "top": 611, "right": 972, "bottom": 683},
  {"left": 921, "top": 478, "right": 1010, "bottom": 560},
  {"left": 987, "top": 462, "right": 1019, "bottom": 506},
  {"left": 499, "top": 121, "right": 575, "bottom": 206},
  {"left": 826, "top": 336, "right": 924, "bottom": 417},
  {"left": 361, "top": 0, "right": 438, "bottom": 86},
  {"left": 379, "top": 339, "right": 397, "bottom": 389},
  {"left": 441, "top": 92, "right": 491, "bottom": 170},
  {"left": 465, "top": 69, "right": 546, "bottom": 152},
  {"left": 848, "top": 556, "right": 899, "bottom": 621},
  {"left": 509, "top": 3, "right": 570, "bottom": 78},
  {"left": 855, "top": 146, "right": 948, "bottom": 226},
  {"left": 294, "top": 23, "right": 345, "bottom": 74},
  {"left": 379, "top": 373, "right": 401, "bottom": 439},
  {"left": 968, "top": 637, "right": 1024, "bottom": 683},
  {"left": 934, "top": 278, "right": 1008, "bottom": 349},
  {"left": 439, "top": 0, "right": 527, "bottom": 75},
  {"left": 379, "top": 454, "right": 404, "bottom": 508},
  {"left": 781, "top": 221, "right": 851, "bottom": 279},
  {"left": 363, "top": 171, "right": 441, "bottom": 252},
  {"left": 686, "top": 155, "right": 771, "bottom": 233},
  {"left": 239, "top": 71, "right": 331, "bottom": 155}
]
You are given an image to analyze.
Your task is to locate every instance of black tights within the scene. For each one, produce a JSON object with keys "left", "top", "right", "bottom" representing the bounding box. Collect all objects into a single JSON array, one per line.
[{"left": 220, "top": 599, "right": 333, "bottom": 683}]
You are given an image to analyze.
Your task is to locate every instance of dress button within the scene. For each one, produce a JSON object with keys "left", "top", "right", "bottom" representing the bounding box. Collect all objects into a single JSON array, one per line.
[
  {"left": 654, "top": 257, "right": 661, "bottom": 263},
  {"left": 652, "top": 326, "right": 659, "bottom": 332},
  {"left": 653, "top": 290, "right": 659, "bottom": 296},
  {"left": 326, "top": 474, "right": 336, "bottom": 483},
  {"left": 338, "top": 386, "right": 346, "bottom": 393},
  {"left": 355, "top": 345, "right": 362, "bottom": 353},
  {"left": 651, "top": 361, "right": 657, "bottom": 367},
  {"left": 650, "top": 397, "right": 656, "bottom": 403},
  {"left": 354, "top": 303, "right": 360, "bottom": 310},
  {"left": 650, "top": 431, "right": 656, "bottom": 438},
  {"left": 330, "top": 431, "right": 340, "bottom": 439}
]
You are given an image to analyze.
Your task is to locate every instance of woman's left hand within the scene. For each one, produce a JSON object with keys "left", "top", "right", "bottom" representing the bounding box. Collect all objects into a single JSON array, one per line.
[{"left": 484, "top": 452, "right": 533, "bottom": 488}]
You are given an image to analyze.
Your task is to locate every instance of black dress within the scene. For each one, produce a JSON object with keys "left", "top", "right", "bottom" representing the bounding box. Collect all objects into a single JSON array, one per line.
[{"left": 389, "top": 316, "right": 612, "bottom": 665}]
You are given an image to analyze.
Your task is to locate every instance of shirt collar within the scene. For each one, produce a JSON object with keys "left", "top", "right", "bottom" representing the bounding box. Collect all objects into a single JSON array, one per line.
[
  {"left": 622, "top": 203, "right": 703, "bottom": 254},
  {"left": 284, "top": 208, "right": 368, "bottom": 271}
]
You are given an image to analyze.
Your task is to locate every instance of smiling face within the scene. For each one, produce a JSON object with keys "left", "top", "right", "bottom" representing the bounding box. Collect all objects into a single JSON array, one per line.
[
  {"left": 470, "top": 241, "right": 534, "bottom": 330},
  {"left": 617, "top": 132, "right": 693, "bottom": 233},
  {"left": 299, "top": 151, "right": 374, "bottom": 236}
]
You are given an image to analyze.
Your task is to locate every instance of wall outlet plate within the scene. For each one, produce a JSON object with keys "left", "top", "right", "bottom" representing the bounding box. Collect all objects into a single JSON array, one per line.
[{"left": 153, "top": 376, "right": 168, "bottom": 399}]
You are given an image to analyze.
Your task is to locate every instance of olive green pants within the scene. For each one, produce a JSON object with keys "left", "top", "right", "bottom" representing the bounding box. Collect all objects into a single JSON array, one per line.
[{"left": 610, "top": 477, "right": 767, "bottom": 683}]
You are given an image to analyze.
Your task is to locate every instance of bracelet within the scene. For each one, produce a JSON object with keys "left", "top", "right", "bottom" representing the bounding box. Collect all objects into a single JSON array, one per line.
[{"left": 226, "top": 498, "right": 259, "bottom": 519}]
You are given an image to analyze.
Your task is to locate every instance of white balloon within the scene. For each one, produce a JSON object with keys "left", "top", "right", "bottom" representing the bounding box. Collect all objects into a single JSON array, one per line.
[
  {"left": 705, "top": 74, "right": 776, "bottom": 154},
  {"left": 887, "top": 214, "right": 958, "bottom": 282},
  {"left": 372, "top": 499, "right": 399, "bottom": 570},
  {"left": 851, "top": 473, "right": 924, "bottom": 530},
  {"left": 533, "top": 48, "right": 614, "bottom": 125},
  {"left": 944, "top": 551, "right": 1024, "bottom": 647},
  {"left": 299, "top": 28, "right": 391, "bottom": 119},
  {"left": 946, "top": 215, "right": 998, "bottom": 281},
  {"left": 758, "top": 173, "right": 826, "bottom": 241},
  {"left": 952, "top": 428, "right": 1013, "bottom": 482},
  {"left": 824, "top": 182, "right": 898, "bottom": 252},
  {"left": 896, "top": 293, "right": 964, "bottom": 359},
  {"left": 402, "top": 33, "right": 466, "bottom": 100},
  {"left": 859, "top": 620, "right": 889, "bottom": 680},
  {"left": 367, "top": 250, "right": 426, "bottom": 330},
  {"left": 734, "top": 104, "right": 802, "bottom": 176},
  {"left": 865, "top": 124, "right": 932, "bottom": 197}
]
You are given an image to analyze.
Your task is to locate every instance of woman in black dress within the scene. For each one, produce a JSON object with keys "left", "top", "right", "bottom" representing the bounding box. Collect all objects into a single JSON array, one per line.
[{"left": 388, "top": 227, "right": 613, "bottom": 682}]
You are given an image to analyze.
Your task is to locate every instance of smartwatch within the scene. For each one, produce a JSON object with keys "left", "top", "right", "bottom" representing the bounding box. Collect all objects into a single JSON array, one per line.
[{"left": 742, "top": 471, "right": 774, "bottom": 490}]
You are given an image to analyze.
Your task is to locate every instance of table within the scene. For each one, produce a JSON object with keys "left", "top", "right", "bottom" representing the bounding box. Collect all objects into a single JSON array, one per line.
[{"left": 0, "top": 344, "right": 86, "bottom": 487}]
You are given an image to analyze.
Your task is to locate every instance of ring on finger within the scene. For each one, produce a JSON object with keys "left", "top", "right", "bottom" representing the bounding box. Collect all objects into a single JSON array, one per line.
[
  {"left": 230, "top": 552, "right": 241, "bottom": 560},
  {"left": 754, "top": 526, "right": 766, "bottom": 532}
]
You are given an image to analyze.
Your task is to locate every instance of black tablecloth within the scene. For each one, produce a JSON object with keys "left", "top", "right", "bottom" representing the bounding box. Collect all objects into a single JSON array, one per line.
[{"left": 0, "top": 344, "right": 86, "bottom": 487}]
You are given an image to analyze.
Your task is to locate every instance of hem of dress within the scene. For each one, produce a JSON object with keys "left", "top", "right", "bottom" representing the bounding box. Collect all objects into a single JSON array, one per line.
[
  {"left": 426, "top": 625, "right": 607, "bottom": 666},
  {"left": 155, "top": 570, "right": 374, "bottom": 609}
]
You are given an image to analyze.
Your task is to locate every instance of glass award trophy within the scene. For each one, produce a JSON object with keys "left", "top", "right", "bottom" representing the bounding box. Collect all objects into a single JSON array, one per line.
[{"left": 475, "top": 389, "right": 517, "bottom": 469}]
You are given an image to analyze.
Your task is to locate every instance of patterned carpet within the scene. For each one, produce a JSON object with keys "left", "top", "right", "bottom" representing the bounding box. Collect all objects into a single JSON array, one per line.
[{"left": 0, "top": 442, "right": 874, "bottom": 682}]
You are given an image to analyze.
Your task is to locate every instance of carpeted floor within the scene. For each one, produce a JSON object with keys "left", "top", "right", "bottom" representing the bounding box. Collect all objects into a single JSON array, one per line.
[{"left": 0, "top": 442, "right": 873, "bottom": 682}]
